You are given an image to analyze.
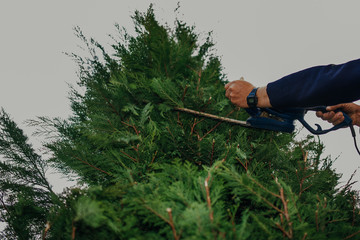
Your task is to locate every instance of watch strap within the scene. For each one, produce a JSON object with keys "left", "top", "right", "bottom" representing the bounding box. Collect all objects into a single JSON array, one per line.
[{"left": 247, "top": 87, "right": 259, "bottom": 108}]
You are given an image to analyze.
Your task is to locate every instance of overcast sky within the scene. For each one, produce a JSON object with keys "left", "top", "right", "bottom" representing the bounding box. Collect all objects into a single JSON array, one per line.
[{"left": 1, "top": 0, "right": 360, "bottom": 192}]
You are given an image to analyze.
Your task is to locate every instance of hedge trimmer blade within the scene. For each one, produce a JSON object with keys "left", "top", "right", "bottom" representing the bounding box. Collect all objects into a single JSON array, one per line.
[{"left": 174, "top": 107, "right": 251, "bottom": 127}]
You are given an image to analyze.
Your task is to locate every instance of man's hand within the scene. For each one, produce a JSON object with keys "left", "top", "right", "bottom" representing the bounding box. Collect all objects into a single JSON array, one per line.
[
  {"left": 225, "top": 78, "right": 255, "bottom": 107},
  {"left": 316, "top": 103, "right": 360, "bottom": 126},
  {"left": 225, "top": 78, "right": 272, "bottom": 108}
]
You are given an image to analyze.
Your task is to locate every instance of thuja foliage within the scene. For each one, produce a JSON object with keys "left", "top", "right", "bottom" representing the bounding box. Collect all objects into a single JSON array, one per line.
[{"left": 1, "top": 5, "right": 360, "bottom": 239}]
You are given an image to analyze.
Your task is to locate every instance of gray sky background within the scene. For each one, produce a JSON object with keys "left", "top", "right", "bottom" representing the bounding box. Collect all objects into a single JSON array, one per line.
[{"left": 1, "top": 0, "right": 360, "bottom": 193}]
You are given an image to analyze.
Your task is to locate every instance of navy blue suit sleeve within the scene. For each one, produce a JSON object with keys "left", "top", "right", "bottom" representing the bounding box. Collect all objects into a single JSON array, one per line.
[{"left": 267, "top": 58, "right": 360, "bottom": 108}]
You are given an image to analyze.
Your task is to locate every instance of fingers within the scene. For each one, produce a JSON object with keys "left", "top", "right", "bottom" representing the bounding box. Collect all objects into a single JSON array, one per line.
[
  {"left": 225, "top": 85, "right": 232, "bottom": 98},
  {"left": 316, "top": 103, "right": 346, "bottom": 126},
  {"left": 224, "top": 78, "right": 254, "bottom": 107},
  {"left": 332, "top": 113, "right": 345, "bottom": 125},
  {"left": 316, "top": 110, "right": 344, "bottom": 125},
  {"left": 326, "top": 104, "right": 345, "bottom": 112},
  {"left": 224, "top": 82, "right": 230, "bottom": 90},
  {"left": 225, "top": 78, "right": 244, "bottom": 89}
]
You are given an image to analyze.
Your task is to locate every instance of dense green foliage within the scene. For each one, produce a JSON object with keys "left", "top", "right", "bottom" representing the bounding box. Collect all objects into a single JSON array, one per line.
[{"left": 1, "top": 5, "right": 360, "bottom": 239}]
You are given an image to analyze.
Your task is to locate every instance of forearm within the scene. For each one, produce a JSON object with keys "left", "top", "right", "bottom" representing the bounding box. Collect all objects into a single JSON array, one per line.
[
  {"left": 266, "top": 58, "right": 360, "bottom": 108},
  {"left": 257, "top": 86, "right": 271, "bottom": 108}
]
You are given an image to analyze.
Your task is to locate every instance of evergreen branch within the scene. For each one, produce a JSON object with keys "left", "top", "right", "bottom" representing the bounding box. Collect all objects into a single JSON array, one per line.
[
  {"left": 0, "top": 193, "right": 9, "bottom": 214},
  {"left": 315, "top": 209, "right": 319, "bottom": 232},
  {"left": 249, "top": 176, "right": 281, "bottom": 199},
  {"left": 352, "top": 195, "right": 356, "bottom": 226},
  {"left": 242, "top": 183, "right": 283, "bottom": 213},
  {"left": 279, "top": 188, "right": 289, "bottom": 222},
  {"left": 42, "top": 222, "right": 51, "bottom": 240},
  {"left": 110, "top": 150, "right": 130, "bottom": 170},
  {"left": 73, "top": 156, "right": 111, "bottom": 175},
  {"left": 302, "top": 233, "right": 308, "bottom": 240},
  {"left": 196, "top": 69, "right": 201, "bottom": 91},
  {"left": 143, "top": 205, "right": 170, "bottom": 224},
  {"left": 299, "top": 184, "right": 313, "bottom": 197},
  {"left": 199, "top": 121, "right": 222, "bottom": 141},
  {"left": 101, "top": 92, "right": 120, "bottom": 116},
  {"left": 119, "top": 150, "right": 138, "bottom": 163},
  {"left": 236, "top": 157, "right": 248, "bottom": 172},
  {"left": 164, "top": 63, "right": 169, "bottom": 78},
  {"left": 247, "top": 175, "right": 295, "bottom": 238},
  {"left": 275, "top": 222, "right": 292, "bottom": 239},
  {"left": 144, "top": 204, "right": 180, "bottom": 240},
  {"left": 181, "top": 85, "right": 188, "bottom": 102},
  {"left": 167, "top": 208, "right": 180, "bottom": 240},
  {"left": 344, "top": 230, "right": 360, "bottom": 240},
  {"left": 71, "top": 222, "right": 76, "bottom": 240},
  {"left": 121, "top": 121, "right": 140, "bottom": 136},
  {"left": 210, "top": 139, "right": 215, "bottom": 166},
  {"left": 185, "top": 65, "right": 201, "bottom": 91},
  {"left": 177, "top": 112, "right": 183, "bottom": 128},
  {"left": 151, "top": 78, "right": 181, "bottom": 106},
  {"left": 150, "top": 151, "right": 158, "bottom": 165},
  {"left": 340, "top": 168, "right": 358, "bottom": 192},
  {"left": 279, "top": 186, "right": 293, "bottom": 238},
  {"left": 198, "top": 109, "right": 235, "bottom": 141},
  {"left": 289, "top": 193, "right": 302, "bottom": 222},
  {"left": 214, "top": 148, "right": 230, "bottom": 171},
  {"left": 0, "top": 110, "right": 54, "bottom": 194},
  {"left": 327, "top": 218, "right": 348, "bottom": 224},
  {"left": 165, "top": 127, "right": 192, "bottom": 161},
  {"left": 201, "top": 97, "right": 213, "bottom": 112},
  {"left": 204, "top": 174, "right": 213, "bottom": 223},
  {"left": 190, "top": 118, "right": 204, "bottom": 136}
]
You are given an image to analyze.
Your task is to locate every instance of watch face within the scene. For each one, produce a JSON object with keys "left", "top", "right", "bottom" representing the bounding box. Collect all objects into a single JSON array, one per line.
[{"left": 247, "top": 88, "right": 258, "bottom": 108}]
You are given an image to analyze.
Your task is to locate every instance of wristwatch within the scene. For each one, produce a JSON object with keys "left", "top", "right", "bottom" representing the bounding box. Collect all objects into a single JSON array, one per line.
[{"left": 247, "top": 87, "right": 259, "bottom": 108}]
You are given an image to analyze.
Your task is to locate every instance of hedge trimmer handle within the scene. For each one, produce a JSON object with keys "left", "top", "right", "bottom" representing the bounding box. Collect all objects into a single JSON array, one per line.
[
  {"left": 245, "top": 106, "right": 352, "bottom": 135},
  {"left": 298, "top": 106, "right": 352, "bottom": 135}
]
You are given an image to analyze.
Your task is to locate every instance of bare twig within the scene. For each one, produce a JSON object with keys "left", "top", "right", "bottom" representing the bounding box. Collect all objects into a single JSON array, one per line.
[
  {"left": 167, "top": 208, "right": 180, "bottom": 240},
  {"left": 43, "top": 222, "right": 51, "bottom": 240},
  {"left": 205, "top": 174, "right": 214, "bottom": 223}
]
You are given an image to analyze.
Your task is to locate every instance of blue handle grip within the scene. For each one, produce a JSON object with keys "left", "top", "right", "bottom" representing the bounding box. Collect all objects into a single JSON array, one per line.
[
  {"left": 297, "top": 106, "right": 352, "bottom": 135},
  {"left": 245, "top": 106, "right": 352, "bottom": 135}
]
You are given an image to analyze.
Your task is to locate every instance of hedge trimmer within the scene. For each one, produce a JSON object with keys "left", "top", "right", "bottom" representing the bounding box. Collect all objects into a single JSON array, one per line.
[{"left": 175, "top": 106, "right": 360, "bottom": 154}]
